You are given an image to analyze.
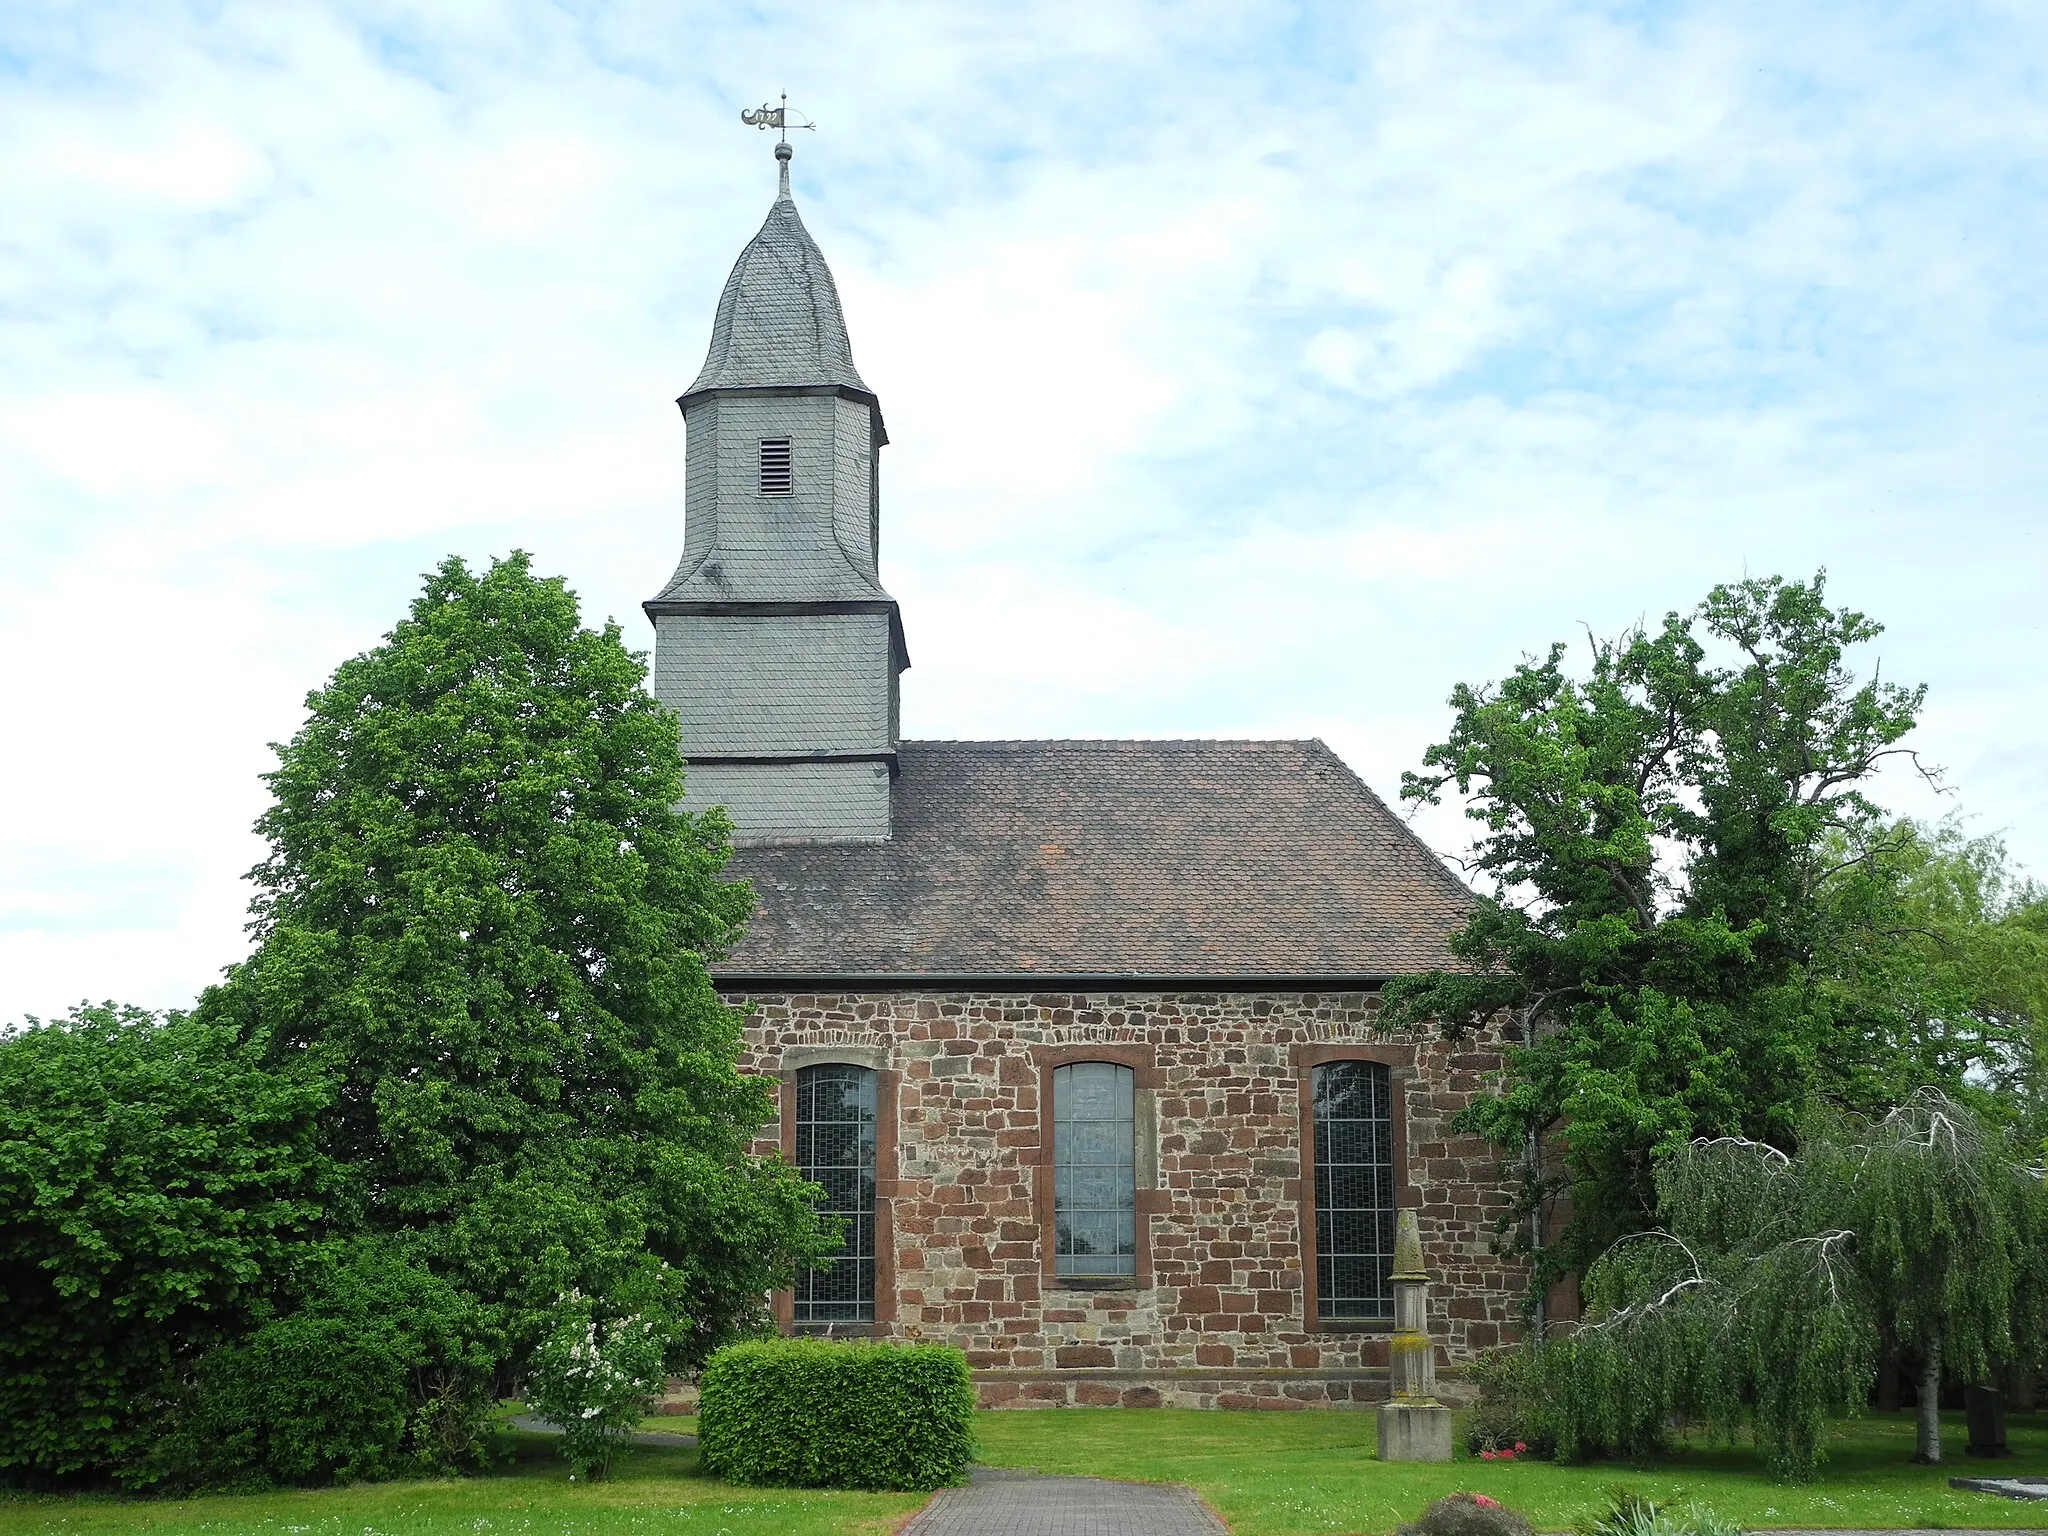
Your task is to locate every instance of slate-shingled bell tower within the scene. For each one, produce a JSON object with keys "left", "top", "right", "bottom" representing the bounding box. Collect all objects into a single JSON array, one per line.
[{"left": 645, "top": 139, "right": 908, "bottom": 844}]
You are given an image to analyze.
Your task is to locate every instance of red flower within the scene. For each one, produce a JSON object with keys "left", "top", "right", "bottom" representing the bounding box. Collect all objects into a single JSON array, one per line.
[
  {"left": 1473, "top": 1495, "right": 1501, "bottom": 1509},
  {"left": 1514, "top": 1441, "right": 1527, "bottom": 1453}
]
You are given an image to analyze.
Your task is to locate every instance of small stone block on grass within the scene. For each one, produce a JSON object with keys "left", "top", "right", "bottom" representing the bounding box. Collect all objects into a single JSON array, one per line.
[{"left": 1377, "top": 1400, "right": 1453, "bottom": 1462}]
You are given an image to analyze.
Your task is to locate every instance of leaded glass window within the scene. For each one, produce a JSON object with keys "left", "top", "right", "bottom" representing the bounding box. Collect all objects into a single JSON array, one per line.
[
  {"left": 793, "top": 1063, "right": 876, "bottom": 1323},
  {"left": 1053, "top": 1061, "right": 1137, "bottom": 1279},
  {"left": 1312, "top": 1060, "right": 1396, "bottom": 1320}
]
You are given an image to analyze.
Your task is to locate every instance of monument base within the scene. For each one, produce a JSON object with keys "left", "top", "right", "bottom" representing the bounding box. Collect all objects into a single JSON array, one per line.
[{"left": 1377, "top": 1398, "right": 1454, "bottom": 1462}]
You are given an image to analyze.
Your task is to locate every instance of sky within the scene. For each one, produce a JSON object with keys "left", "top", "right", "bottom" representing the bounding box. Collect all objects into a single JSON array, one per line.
[{"left": 2, "top": 1, "right": 2044, "bottom": 1024}]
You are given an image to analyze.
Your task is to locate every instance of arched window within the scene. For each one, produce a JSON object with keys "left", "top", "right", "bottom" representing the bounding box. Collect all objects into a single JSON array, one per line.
[
  {"left": 1052, "top": 1061, "right": 1136, "bottom": 1279},
  {"left": 1311, "top": 1059, "right": 1397, "bottom": 1320},
  {"left": 794, "top": 1063, "right": 876, "bottom": 1323}
]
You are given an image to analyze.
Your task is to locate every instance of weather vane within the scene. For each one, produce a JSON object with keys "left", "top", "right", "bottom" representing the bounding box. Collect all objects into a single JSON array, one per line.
[{"left": 741, "top": 93, "right": 816, "bottom": 145}]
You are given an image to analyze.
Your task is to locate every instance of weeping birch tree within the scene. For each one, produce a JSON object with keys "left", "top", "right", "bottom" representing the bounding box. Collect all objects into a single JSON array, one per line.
[{"left": 1533, "top": 1089, "right": 2048, "bottom": 1477}]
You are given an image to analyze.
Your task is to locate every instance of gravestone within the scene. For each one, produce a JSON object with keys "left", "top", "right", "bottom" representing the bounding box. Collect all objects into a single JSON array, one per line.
[{"left": 1965, "top": 1384, "right": 2011, "bottom": 1458}]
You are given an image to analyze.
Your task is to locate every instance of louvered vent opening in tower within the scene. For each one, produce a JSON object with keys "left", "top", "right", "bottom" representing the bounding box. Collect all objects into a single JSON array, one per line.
[{"left": 759, "top": 438, "right": 794, "bottom": 496}]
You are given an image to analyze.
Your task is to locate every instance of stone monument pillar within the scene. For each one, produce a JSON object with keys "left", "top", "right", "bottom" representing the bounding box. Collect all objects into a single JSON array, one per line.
[{"left": 1377, "top": 1209, "right": 1453, "bottom": 1461}]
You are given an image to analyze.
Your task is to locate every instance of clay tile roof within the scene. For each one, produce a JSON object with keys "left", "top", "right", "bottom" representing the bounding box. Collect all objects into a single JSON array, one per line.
[{"left": 715, "top": 739, "right": 1474, "bottom": 985}]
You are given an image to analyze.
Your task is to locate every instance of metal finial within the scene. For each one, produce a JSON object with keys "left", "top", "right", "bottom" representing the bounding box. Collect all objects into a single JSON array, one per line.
[{"left": 741, "top": 94, "right": 814, "bottom": 201}]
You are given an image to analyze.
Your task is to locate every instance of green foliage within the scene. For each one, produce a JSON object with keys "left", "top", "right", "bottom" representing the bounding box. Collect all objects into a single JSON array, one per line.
[
  {"left": 523, "top": 1293, "right": 668, "bottom": 1479},
  {"left": 1535, "top": 1091, "right": 2048, "bottom": 1477},
  {"left": 2, "top": 553, "right": 833, "bottom": 1490},
  {"left": 0, "top": 1004, "right": 330, "bottom": 1486},
  {"left": 1816, "top": 818, "right": 2048, "bottom": 1143},
  {"left": 1576, "top": 1488, "right": 1744, "bottom": 1536},
  {"left": 148, "top": 1238, "right": 498, "bottom": 1488},
  {"left": 1382, "top": 573, "right": 1930, "bottom": 1286},
  {"left": 1466, "top": 1344, "right": 1559, "bottom": 1458},
  {"left": 697, "top": 1339, "right": 976, "bottom": 1491},
  {"left": 1396, "top": 1491, "right": 1536, "bottom": 1536},
  {"left": 203, "top": 551, "right": 831, "bottom": 1364}
]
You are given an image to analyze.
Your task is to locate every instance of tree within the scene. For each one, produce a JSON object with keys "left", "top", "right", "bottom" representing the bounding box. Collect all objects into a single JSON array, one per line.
[
  {"left": 201, "top": 552, "right": 829, "bottom": 1389},
  {"left": 1533, "top": 1091, "right": 2048, "bottom": 1475},
  {"left": 1381, "top": 574, "right": 1929, "bottom": 1290},
  {"left": 2, "top": 554, "right": 829, "bottom": 1489},
  {"left": 0, "top": 1004, "right": 330, "bottom": 1485},
  {"left": 1817, "top": 819, "right": 2048, "bottom": 1144}
]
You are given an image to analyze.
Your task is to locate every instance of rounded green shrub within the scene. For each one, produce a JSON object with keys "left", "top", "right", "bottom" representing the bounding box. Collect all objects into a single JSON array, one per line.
[
  {"left": 1398, "top": 1492, "right": 1536, "bottom": 1536},
  {"left": 698, "top": 1338, "right": 975, "bottom": 1490}
]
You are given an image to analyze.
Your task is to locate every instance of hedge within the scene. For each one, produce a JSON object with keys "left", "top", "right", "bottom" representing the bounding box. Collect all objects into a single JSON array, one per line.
[{"left": 697, "top": 1338, "right": 976, "bottom": 1490}]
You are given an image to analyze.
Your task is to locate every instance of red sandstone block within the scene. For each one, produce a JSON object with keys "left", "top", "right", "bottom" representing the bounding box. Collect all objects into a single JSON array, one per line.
[
  {"left": 1195, "top": 1344, "right": 1233, "bottom": 1366},
  {"left": 1075, "top": 1383, "right": 1122, "bottom": 1407},
  {"left": 1056, "top": 1344, "right": 1115, "bottom": 1368},
  {"left": 1178, "top": 1286, "right": 1220, "bottom": 1313},
  {"left": 1216, "top": 1394, "right": 1259, "bottom": 1410},
  {"left": 1258, "top": 1397, "right": 1309, "bottom": 1410},
  {"left": 1121, "top": 1386, "right": 1164, "bottom": 1408},
  {"left": 1290, "top": 1346, "right": 1319, "bottom": 1369}
]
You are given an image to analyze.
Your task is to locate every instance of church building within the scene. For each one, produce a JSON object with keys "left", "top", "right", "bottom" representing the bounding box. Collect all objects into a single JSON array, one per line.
[{"left": 646, "top": 139, "right": 1523, "bottom": 1409}]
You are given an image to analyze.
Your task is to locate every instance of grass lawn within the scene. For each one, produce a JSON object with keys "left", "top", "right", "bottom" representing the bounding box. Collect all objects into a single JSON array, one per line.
[
  {"left": 973, "top": 1407, "right": 2048, "bottom": 1535},
  {"left": 2, "top": 1410, "right": 2042, "bottom": 1536},
  {"left": 0, "top": 1430, "right": 917, "bottom": 1536}
]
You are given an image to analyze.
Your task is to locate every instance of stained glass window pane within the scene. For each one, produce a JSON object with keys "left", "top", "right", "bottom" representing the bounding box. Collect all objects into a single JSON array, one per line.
[
  {"left": 794, "top": 1063, "right": 876, "bottom": 1323},
  {"left": 1312, "top": 1060, "right": 1396, "bottom": 1320},
  {"left": 1053, "top": 1062, "right": 1137, "bottom": 1279}
]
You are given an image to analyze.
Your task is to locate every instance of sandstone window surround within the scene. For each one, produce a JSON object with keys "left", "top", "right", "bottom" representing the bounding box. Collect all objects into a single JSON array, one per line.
[
  {"left": 1030, "top": 1043, "right": 1166, "bottom": 1291},
  {"left": 773, "top": 1043, "right": 897, "bottom": 1334},
  {"left": 792, "top": 1062, "right": 878, "bottom": 1323},
  {"left": 1293, "top": 1042, "right": 1417, "bottom": 1332}
]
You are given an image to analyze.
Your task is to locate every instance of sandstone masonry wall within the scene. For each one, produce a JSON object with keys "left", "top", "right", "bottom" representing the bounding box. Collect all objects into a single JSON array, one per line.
[{"left": 735, "top": 989, "right": 1525, "bottom": 1408}]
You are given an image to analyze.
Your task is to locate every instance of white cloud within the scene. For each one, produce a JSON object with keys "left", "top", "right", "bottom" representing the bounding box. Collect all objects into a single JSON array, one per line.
[{"left": 1, "top": 0, "right": 2043, "bottom": 1020}]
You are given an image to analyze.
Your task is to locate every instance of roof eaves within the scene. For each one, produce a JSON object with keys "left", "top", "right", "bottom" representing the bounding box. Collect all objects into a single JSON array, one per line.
[{"left": 713, "top": 971, "right": 1398, "bottom": 994}]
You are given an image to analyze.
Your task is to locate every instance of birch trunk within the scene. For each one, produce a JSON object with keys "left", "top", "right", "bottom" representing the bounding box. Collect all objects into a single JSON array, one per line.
[{"left": 1913, "top": 1338, "right": 1943, "bottom": 1464}]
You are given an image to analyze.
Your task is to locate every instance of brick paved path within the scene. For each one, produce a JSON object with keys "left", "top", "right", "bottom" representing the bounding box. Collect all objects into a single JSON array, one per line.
[{"left": 901, "top": 1468, "right": 1228, "bottom": 1536}]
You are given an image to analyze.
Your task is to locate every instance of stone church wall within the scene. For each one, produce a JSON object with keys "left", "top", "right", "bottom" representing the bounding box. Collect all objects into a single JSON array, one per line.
[{"left": 732, "top": 987, "right": 1527, "bottom": 1409}]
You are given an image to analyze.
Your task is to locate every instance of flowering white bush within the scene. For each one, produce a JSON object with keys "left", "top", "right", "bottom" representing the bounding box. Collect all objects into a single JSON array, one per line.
[{"left": 524, "top": 1293, "right": 669, "bottom": 1479}]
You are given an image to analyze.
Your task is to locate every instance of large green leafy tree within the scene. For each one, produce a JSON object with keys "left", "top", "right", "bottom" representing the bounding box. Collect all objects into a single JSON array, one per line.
[
  {"left": 203, "top": 551, "right": 828, "bottom": 1369},
  {"left": 1381, "top": 574, "right": 1928, "bottom": 1288}
]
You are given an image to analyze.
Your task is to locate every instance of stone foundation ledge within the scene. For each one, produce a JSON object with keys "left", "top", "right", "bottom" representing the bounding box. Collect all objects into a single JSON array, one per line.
[
  {"left": 657, "top": 1365, "right": 1475, "bottom": 1415},
  {"left": 975, "top": 1368, "right": 1393, "bottom": 1411}
]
